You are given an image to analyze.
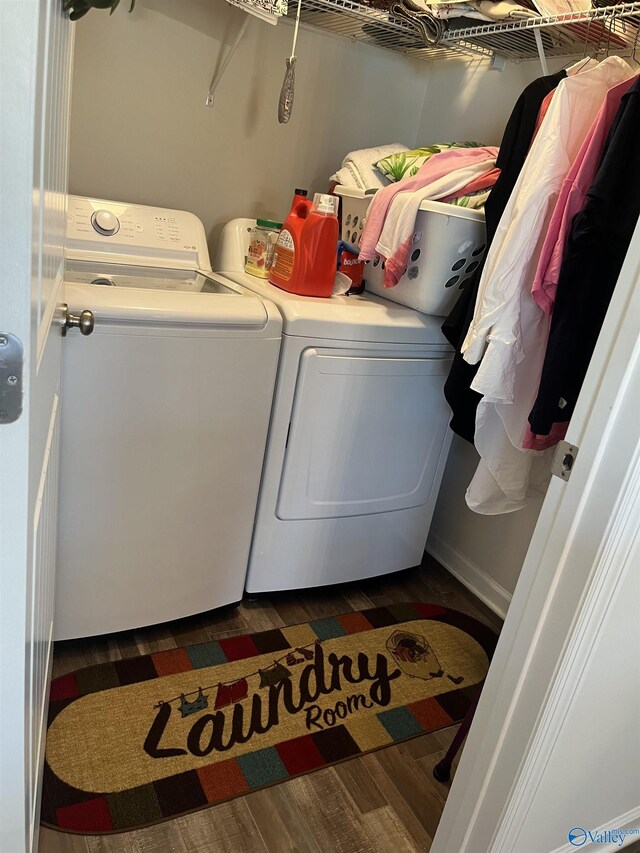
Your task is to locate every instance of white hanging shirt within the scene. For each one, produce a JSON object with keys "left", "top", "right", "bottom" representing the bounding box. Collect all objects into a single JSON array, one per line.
[{"left": 460, "top": 56, "right": 634, "bottom": 514}]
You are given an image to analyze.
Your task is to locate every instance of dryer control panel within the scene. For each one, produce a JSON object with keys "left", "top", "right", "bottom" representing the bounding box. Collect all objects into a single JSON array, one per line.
[{"left": 66, "top": 196, "right": 211, "bottom": 270}]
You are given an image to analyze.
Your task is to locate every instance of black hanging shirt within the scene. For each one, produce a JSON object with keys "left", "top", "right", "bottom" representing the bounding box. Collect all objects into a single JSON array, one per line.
[
  {"left": 441, "top": 70, "right": 567, "bottom": 445},
  {"left": 528, "top": 77, "right": 640, "bottom": 436}
]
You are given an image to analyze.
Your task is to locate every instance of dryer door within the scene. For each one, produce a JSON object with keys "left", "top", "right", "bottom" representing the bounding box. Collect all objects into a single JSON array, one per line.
[{"left": 277, "top": 347, "right": 452, "bottom": 520}]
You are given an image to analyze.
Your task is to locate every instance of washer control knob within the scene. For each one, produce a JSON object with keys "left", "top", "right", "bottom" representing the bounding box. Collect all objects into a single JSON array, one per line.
[{"left": 91, "top": 209, "right": 120, "bottom": 236}]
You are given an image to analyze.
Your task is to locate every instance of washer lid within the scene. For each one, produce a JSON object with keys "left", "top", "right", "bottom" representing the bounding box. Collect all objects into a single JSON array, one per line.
[
  {"left": 65, "top": 261, "right": 242, "bottom": 295},
  {"left": 217, "top": 269, "right": 450, "bottom": 346},
  {"left": 64, "top": 266, "right": 271, "bottom": 328}
]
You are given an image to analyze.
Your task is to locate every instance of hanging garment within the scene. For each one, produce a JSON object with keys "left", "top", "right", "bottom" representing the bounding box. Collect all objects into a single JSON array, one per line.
[
  {"left": 179, "top": 689, "right": 209, "bottom": 718},
  {"left": 296, "top": 645, "right": 315, "bottom": 660},
  {"left": 375, "top": 154, "right": 498, "bottom": 287},
  {"left": 461, "top": 56, "right": 634, "bottom": 514},
  {"left": 531, "top": 75, "right": 639, "bottom": 318},
  {"left": 532, "top": 88, "right": 556, "bottom": 138},
  {"left": 521, "top": 74, "right": 639, "bottom": 451},
  {"left": 258, "top": 662, "right": 291, "bottom": 688},
  {"left": 527, "top": 77, "right": 640, "bottom": 445},
  {"left": 441, "top": 68, "right": 567, "bottom": 445},
  {"left": 214, "top": 678, "right": 249, "bottom": 709},
  {"left": 359, "top": 146, "right": 498, "bottom": 262}
]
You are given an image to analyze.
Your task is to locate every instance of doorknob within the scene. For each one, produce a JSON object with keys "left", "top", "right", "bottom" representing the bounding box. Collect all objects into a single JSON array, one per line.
[{"left": 61, "top": 304, "right": 94, "bottom": 337}]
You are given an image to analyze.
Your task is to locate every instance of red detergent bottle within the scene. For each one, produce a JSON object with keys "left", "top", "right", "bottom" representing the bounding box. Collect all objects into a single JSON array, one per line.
[
  {"left": 270, "top": 193, "right": 339, "bottom": 297},
  {"left": 269, "top": 188, "right": 312, "bottom": 290}
]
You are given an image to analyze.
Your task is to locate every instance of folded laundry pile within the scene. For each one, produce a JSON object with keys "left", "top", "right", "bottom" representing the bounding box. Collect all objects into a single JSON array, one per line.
[
  {"left": 376, "top": 142, "right": 483, "bottom": 181},
  {"left": 330, "top": 144, "right": 409, "bottom": 191},
  {"left": 359, "top": 145, "right": 500, "bottom": 286},
  {"left": 362, "top": 0, "right": 544, "bottom": 45},
  {"left": 431, "top": 0, "right": 539, "bottom": 21},
  {"left": 331, "top": 142, "right": 485, "bottom": 191}
]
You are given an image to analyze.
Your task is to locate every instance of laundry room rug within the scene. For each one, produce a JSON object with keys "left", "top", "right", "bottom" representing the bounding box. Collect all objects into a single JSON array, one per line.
[{"left": 42, "top": 603, "right": 497, "bottom": 834}]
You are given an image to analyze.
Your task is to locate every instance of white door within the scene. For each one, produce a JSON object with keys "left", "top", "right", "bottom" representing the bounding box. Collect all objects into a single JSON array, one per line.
[
  {"left": 0, "top": 3, "right": 73, "bottom": 852},
  {"left": 432, "top": 219, "right": 640, "bottom": 852}
]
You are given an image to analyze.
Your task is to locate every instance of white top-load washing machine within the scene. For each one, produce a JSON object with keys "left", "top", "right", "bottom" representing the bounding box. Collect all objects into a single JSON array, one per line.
[
  {"left": 215, "top": 218, "right": 454, "bottom": 593},
  {"left": 56, "top": 197, "right": 281, "bottom": 640}
]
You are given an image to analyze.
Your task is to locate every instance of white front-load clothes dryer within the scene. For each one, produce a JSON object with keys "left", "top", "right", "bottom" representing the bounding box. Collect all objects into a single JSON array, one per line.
[
  {"left": 55, "top": 198, "right": 281, "bottom": 640},
  {"left": 215, "top": 218, "right": 454, "bottom": 593}
]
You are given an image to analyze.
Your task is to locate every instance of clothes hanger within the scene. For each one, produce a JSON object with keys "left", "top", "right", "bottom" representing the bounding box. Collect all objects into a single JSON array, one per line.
[
  {"left": 593, "top": 13, "right": 606, "bottom": 59},
  {"left": 560, "top": 17, "right": 592, "bottom": 74},
  {"left": 605, "top": 17, "right": 612, "bottom": 57},
  {"left": 632, "top": 22, "right": 640, "bottom": 66},
  {"left": 562, "top": 12, "right": 602, "bottom": 76}
]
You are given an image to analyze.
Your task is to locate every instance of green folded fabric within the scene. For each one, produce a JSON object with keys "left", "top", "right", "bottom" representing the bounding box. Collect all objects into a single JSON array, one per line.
[{"left": 375, "top": 142, "right": 483, "bottom": 183}]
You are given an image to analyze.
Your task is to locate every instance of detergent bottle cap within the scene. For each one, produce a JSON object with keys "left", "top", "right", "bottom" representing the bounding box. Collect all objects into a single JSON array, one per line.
[
  {"left": 313, "top": 193, "right": 339, "bottom": 216},
  {"left": 256, "top": 218, "right": 283, "bottom": 230}
]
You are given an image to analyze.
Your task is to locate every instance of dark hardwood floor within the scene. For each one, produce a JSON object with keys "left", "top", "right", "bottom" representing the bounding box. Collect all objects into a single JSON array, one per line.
[{"left": 40, "top": 554, "right": 502, "bottom": 853}]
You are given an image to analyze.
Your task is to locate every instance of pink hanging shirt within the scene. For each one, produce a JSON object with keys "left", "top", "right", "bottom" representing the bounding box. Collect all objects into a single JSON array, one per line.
[{"left": 531, "top": 75, "right": 639, "bottom": 317}]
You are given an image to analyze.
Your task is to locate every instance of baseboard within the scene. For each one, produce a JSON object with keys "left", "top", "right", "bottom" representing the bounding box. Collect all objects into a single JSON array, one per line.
[
  {"left": 426, "top": 532, "right": 511, "bottom": 619},
  {"left": 549, "top": 804, "right": 640, "bottom": 853}
]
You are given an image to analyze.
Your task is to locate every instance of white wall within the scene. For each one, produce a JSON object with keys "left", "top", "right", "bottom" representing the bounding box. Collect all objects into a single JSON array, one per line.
[
  {"left": 427, "top": 436, "right": 543, "bottom": 617},
  {"left": 68, "top": 0, "right": 430, "bottom": 250},
  {"left": 417, "top": 57, "right": 546, "bottom": 146}
]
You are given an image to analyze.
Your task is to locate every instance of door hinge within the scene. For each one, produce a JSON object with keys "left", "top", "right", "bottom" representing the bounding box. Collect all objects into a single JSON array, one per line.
[
  {"left": 0, "top": 333, "right": 23, "bottom": 424},
  {"left": 551, "top": 440, "right": 579, "bottom": 482}
]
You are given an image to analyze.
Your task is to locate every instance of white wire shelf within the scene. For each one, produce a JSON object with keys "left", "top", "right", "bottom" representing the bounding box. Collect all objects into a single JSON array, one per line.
[
  {"left": 445, "top": 1, "right": 640, "bottom": 61},
  {"left": 290, "top": 0, "right": 640, "bottom": 62},
  {"left": 290, "top": 0, "right": 490, "bottom": 60}
]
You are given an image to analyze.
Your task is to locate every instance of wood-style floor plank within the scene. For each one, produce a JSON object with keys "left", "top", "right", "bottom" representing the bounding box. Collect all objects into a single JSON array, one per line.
[
  {"left": 41, "top": 554, "right": 501, "bottom": 853},
  {"left": 370, "top": 743, "right": 446, "bottom": 837},
  {"left": 245, "top": 785, "right": 324, "bottom": 853},
  {"left": 84, "top": 820, "right": 189, "bottom": 853},
  {"left": 359, "top": 754, "right": 434, "bottom": 852},
  {"left": 282, "top": 767, "right": 379, "bottom": 853},
  {"left": 360, "top": 805, "right": 425, "bottom": 853},
  {"left": 176, "top": 799, "right": 268, "bottom": 853},
  {"left": 39, "top": 828, "right": 89, "bottom": 853},
  {"left": 333, "top": 756, "right": 388, "bottom": 815},
  {"left": 340, "top": 588, "right": 376, "bottom": 611},
  {"left": 403, "top": 730, "right": 448, "bottom": 762},
  {"left": 236, "top": 600, "right": 285, "bottom": 633}
]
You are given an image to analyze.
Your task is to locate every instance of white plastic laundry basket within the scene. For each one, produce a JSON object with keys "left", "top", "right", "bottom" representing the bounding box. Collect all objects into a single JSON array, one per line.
[{"left": 335, "top": 185, "right": 487, "bottom": 317}]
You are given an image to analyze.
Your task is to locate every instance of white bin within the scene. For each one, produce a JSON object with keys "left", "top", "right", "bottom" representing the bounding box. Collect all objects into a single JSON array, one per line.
[{"left": 335, "top": 185, "right": 487, "bottom": 317}]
